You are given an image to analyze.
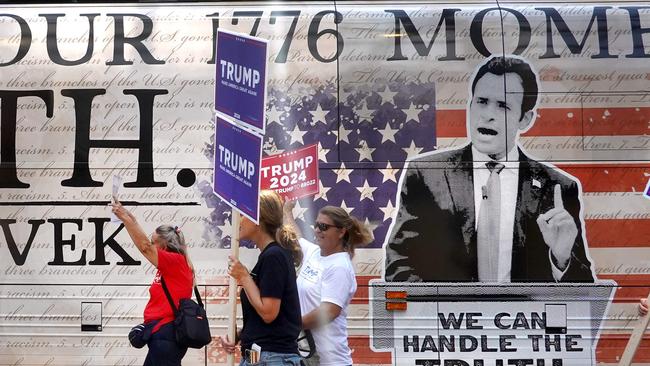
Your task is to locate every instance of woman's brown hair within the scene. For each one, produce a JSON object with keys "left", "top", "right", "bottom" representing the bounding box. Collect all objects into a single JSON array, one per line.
[
  {"left": 318, "top": 206, "right": 373, "bottom": 257},
  {"left": 258, "top": 190, "right": 302, "bottom": 267}
]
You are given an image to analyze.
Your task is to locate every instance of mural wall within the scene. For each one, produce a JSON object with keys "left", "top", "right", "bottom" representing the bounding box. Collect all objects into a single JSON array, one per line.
[{"left": 0, "top": 1, "right": 649, "bottom": 365}]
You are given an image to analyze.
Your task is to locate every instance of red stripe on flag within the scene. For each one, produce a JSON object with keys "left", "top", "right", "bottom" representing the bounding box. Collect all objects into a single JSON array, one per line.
[
  {"left": 436, "top": 110, "right": 466, "bottom": 137},
  {"left": 597, "top": 334, "right": 650, "bottom": 363},
  {"left": 585, "top": 219, "right": 650, "bottom": 247},
  {"left": 352, "top": 276, "right": 378, "bottom": 304},
  {"left": 436, "top": 107, "right": 650, "bottom": 137},
  {"left": 598, "top": 275, "right": 650, "bottom": 303},
  {"left": 565, "top": 107, "right": 650, "bottom": 137},
  {"left": 557, "top": 164, "right": 650, "bottom": 193},
  {"left": 349, "top": 335, "right": 392, "bottom": 364},
  {"left": 352, "top": 278, "right": 370, "bottom": 304}
]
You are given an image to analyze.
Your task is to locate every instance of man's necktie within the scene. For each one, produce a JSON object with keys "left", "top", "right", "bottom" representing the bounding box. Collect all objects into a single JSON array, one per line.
[{"left": 477, "top": 161, "right": 505, "bottom": 282}]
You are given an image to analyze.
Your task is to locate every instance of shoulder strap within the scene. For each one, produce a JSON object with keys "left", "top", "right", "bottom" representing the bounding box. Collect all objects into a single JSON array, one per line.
[
  {"left": 161, "top": 276, "right": 205, "bottom": 311},
  {"left": 193, "top": 286, "right": 204, "bottom": 308},
  {"left": 160, "top": 276, "right": 178, "bottom": 314}
]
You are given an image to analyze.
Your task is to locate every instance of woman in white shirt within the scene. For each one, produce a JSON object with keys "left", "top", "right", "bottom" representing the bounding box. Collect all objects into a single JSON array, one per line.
[{"left": 284, "top": 203, "right": 373, "bottom": 366}]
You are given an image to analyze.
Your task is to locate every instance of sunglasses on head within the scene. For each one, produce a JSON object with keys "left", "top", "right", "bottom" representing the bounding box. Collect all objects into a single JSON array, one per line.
[{"left": 314, "top": 222, "right": 340, "bottom": 231}]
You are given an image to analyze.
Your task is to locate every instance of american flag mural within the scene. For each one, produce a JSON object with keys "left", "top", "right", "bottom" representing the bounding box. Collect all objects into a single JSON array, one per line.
[
  {"left": 199, "top": 81, "right": 437, "bottom": 251},
  {"left": 1, "top": 2, "right": 650, "bottom": 365}
]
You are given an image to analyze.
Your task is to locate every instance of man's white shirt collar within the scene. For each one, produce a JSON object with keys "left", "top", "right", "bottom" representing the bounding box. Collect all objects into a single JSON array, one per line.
[{"left": 471, "top": 145, "right": 520, "bottom": 168}]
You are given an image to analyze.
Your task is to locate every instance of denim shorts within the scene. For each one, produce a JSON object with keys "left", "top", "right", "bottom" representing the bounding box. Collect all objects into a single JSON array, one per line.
[{"left": 239, "top": 350, "right": 302, "bottom": 366}]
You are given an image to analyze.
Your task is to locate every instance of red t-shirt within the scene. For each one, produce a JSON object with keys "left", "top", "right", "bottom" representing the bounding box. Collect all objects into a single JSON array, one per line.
[{"left": 143, "top": 248, "right": 193, "bottom": 333}]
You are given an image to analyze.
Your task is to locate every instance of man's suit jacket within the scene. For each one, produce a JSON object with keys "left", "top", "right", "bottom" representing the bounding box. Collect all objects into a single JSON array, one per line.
[{"left": 384, "top": 144, "right": 595, "bottom": 283}]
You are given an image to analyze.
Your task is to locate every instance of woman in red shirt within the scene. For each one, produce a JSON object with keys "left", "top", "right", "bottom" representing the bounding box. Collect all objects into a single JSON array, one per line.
[{"left": 112, "top": 200, "right": 194, "bottom": 366}]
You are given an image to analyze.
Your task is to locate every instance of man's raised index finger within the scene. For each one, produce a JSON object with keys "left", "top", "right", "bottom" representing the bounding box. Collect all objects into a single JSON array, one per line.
[{"left": 554, "top": 184, "right": 563, "bottom": 208}]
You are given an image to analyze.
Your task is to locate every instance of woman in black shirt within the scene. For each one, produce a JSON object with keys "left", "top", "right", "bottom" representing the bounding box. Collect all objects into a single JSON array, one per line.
[{"left": 220, "top": 190, "right": 303, "bottom": 365}]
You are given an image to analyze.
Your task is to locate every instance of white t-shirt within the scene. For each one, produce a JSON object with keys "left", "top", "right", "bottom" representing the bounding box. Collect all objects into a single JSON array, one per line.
[{"left": 296, "top": 238, "right": 357, "bottom": 366}]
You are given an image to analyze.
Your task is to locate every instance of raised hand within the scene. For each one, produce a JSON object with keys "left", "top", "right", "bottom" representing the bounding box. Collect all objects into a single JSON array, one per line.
[
  {"left": 110, "top": 198, "right": 134, "bottom": 223},
  {"left": 536, "top": 184, "right": 578, "bottom": 270}
]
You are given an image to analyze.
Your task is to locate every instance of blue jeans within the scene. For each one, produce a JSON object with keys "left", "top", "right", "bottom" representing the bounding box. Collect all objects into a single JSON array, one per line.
[
  {"left": 143, "top": 322, "right": 187, "bottom": 366},
  {"left": 239, "top": 350, "right": 302, "bottom": 366}
]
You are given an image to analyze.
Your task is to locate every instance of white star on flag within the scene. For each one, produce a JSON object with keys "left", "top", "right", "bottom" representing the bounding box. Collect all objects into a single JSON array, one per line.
[
  {"left": 313, "top": 180, "right": 331, "bottom": 202},
  {"left": 205, "top": 79, "right": 439, "bottom": 251},
  {"left": 217, "top": 218, "right": 233, "bottom": 239},
  {"left": 356, "top": 101, "right": 374, "bottom": 121},
  {"left": 337, "top": 126, "right": 353, "bottom": 144},
  {"left": 266, "top": 105, "right": 285, "bottom": 126},
  {"left": 403, "top": 140, "right": 423, "bottom": 157},
  {"left": 289, "top": 125, "right": 307, "bottom": 145},
  {"left": 363, "top": 217, "right": 379, "bottom": 239},
  {"left": 340, "top": 200, "right": 354, "bottom": 215},
  {"left": 317, "top": 142, "right": 330, "bottom": 162},
  {"left": 334, "top": 163, "right": 352, "bottom": 183},
  {"left": 379, "top": 123, "right": 399, "bottom": 144},
  {"left": 380, "top": 162, "right": 399, "bottom": 183},
  {"left": 377, "top": 87, "right": 398, "bottom": 104},
  {"left": 292, "top": 200, "right": 309, "bottom": 220},
  {"left": 379, "top": 200, "right": 397, "bottom": 222},
  {"left": 357, "top": 180, "right": 377, "bottom": 201},
  {"left": 355, "top": 141, "right": 375, "bottom": 161},
  {"left": 403, "top": 102, "right": 421, "bottom": 123},
  {"left": 309, "top": 104, "right": 328, "bottom": 125}
]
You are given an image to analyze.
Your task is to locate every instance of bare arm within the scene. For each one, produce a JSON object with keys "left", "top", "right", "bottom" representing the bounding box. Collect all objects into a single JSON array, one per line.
[
  {"left": 111, "top": 200, "right": 158, "bottom": 267},
  {"left": 301, "top": 302, "right": 342, "bottom": 330},
  {"left": 283, "top": 199, "right": 303, "bottom": 239},
  {"left": 229, "top": 256, "right": 281, "bottom": 324}
]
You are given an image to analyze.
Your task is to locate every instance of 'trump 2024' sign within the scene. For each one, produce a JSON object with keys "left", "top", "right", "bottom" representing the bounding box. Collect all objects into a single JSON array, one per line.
[{"left": 261, "top": 144, "right": 319, "bottom": 200}]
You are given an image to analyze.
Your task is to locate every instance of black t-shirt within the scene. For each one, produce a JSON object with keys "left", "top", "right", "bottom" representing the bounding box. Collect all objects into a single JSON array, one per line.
[{"left": 240, "top": 242, "right": 300, "bottom": 355}]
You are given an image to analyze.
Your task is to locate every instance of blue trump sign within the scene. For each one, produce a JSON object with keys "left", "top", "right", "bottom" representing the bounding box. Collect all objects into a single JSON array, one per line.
[
  {"left": 215, "top": 29, "right": 268, "bottom": 135},
  {"left": 213, "top": 116, "right": 262, "bottom": 223}
]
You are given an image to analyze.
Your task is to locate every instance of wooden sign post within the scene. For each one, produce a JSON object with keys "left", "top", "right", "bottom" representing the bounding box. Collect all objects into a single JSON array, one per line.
[
  {"left": 227, "top": 211, "right": 241, "bottom": 366},
  {"left": 618, "top": 293, "right": 650, "bottom": 366}
]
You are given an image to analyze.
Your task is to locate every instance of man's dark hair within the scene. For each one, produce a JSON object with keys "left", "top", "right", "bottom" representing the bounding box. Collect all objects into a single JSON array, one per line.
[{"left": 471, "top": 56, "right": 538, "bottom": 120}]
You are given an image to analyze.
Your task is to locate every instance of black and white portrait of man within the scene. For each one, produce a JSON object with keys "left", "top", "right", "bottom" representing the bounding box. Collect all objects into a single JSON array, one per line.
[{"left": 383, "top": 55, "right": 596, "bottom": 283}]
